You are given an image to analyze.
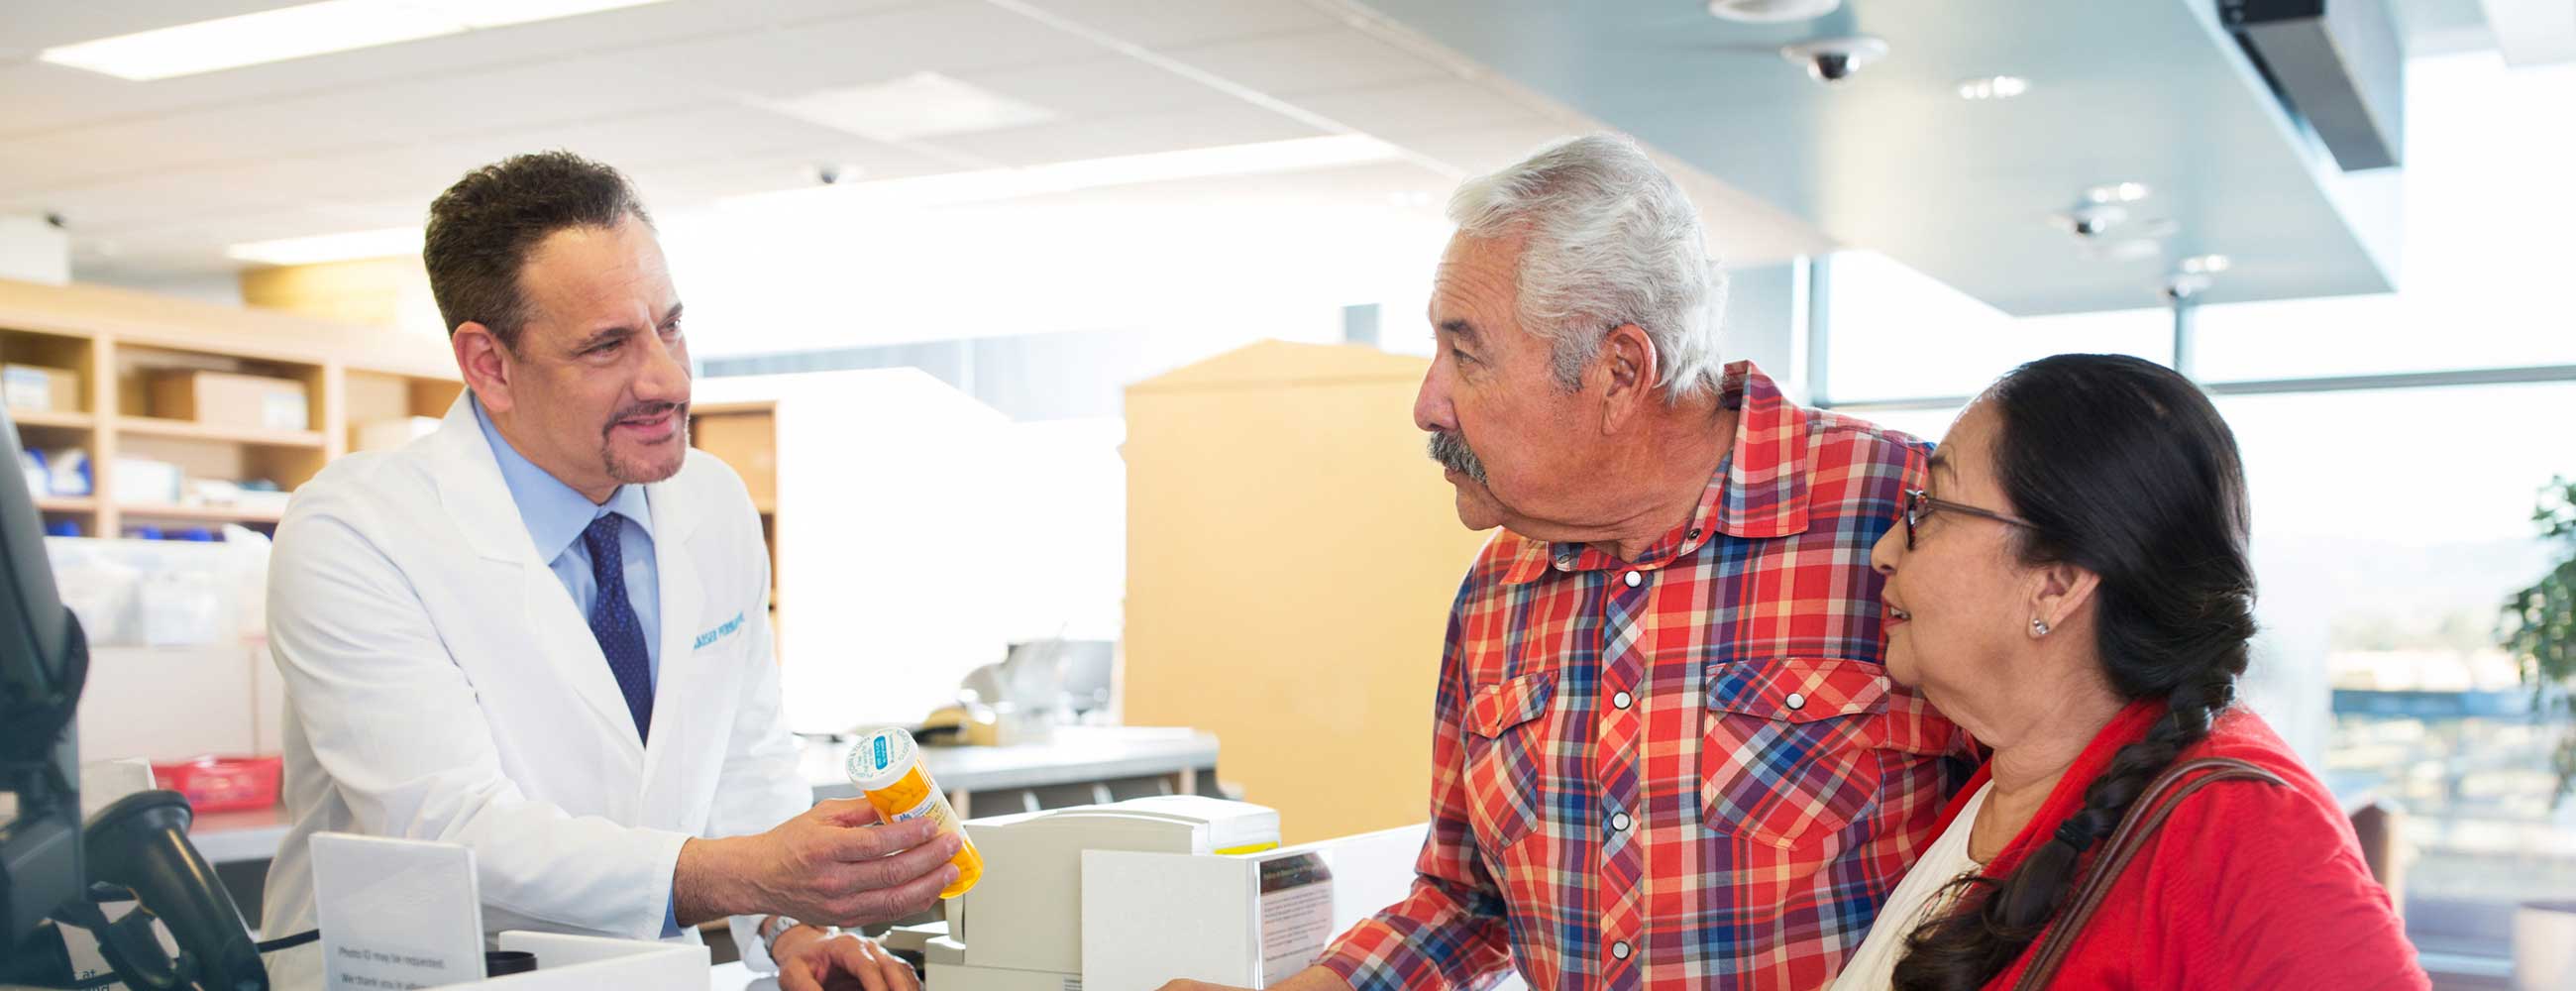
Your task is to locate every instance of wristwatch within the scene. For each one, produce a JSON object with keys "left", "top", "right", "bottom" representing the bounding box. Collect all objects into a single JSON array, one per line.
[{"left": 760, "top": 915, "right": 819, "bottom": 959}]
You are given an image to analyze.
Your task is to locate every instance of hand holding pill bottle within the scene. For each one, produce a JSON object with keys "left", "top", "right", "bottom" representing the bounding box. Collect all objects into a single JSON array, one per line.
[{"left": 846, "top": 727, "right": 983, "bottom": 899}]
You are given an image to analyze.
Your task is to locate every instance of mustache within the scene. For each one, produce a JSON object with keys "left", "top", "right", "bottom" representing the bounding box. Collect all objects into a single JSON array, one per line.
[
  {"left": 1427, "top": 430, "right": 1488, "bottom": 486},
  {"left": 604, "top": 400, "right": 685, "bottom": 437}
]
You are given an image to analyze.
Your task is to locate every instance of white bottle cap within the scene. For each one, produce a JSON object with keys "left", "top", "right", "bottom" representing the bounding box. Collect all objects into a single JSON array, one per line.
[{"left": 846, "top": 727, "right": 920, "bottom": 792}]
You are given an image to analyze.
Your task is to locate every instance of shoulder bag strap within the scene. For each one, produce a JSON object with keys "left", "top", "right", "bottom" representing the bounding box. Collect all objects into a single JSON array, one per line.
[{"left": 2008, "top": 756, "right": 2289, "bottom": 989}]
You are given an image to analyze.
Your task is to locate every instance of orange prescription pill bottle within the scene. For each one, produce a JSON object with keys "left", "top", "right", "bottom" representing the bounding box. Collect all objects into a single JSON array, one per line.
[{"left": 846, "top": 727, "right": 983, "bottom": 899}]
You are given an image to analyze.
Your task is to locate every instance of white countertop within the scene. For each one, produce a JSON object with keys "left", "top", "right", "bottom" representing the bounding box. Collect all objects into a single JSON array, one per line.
[
  {"left": 802, "top": 725, "right": 1220, "bottom": 800},
  {"left": 189, "top": 726, "right": 1220, "bottom": 864},
  {"left": 187, "top": 805, "right": 290, "bottom": 865}
]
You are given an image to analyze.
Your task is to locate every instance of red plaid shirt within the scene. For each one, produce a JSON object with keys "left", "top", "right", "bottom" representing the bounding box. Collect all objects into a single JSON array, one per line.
[{"left": 1317, "top": 363, "right": 1967, "bottom": 991}]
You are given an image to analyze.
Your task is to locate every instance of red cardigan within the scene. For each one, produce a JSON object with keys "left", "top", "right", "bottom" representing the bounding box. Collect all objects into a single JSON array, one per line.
[{"left": 1922, "top": 700, "right": 2429, "bottom": 989}]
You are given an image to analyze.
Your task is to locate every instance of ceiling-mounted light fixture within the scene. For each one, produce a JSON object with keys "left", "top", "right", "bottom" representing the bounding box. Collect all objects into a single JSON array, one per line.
[
  {"left": 2084, "top": 181, "right": 2153, "bottom": 204},
  {"left": 1956, "top": 75, "right": 2029, "bottom": 100},
  {"left": 721, "top": 135, "right": 1406, "bottom": 215},
  {"left": 226, "top": 226, "right": 422, "bottom": 266},
  {"left": 1707, "top": 0, "right": 1842, "bottom": 23},
  {"left": 2178, "top": 253, "right": 2231, "bottom": 275},
  {"left": 39, "top": 0, "right": 682, "bottom": 81}
]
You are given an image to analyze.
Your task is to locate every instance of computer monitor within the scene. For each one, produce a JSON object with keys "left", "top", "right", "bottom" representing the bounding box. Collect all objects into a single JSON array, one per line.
[{"left": 0, "top": 402, "right": 89, "bottom": 953}]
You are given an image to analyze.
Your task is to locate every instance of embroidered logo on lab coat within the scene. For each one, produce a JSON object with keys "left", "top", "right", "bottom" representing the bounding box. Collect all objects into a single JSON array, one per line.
[{"left": 693, "top": 611, "right": 745, "bottom": 650}]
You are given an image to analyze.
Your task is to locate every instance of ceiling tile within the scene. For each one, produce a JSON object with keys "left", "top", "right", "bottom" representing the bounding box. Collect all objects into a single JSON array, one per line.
[
  {"left": 921, "top": 105, "right": 1326, "bottom": 166},
  {"left": 179, "top": 145, "right": 497, "bottom": 215},
  {"left": 1165, "top": 27, "right": 1454, "bottom": 98},
  {"left": 751, "top": 3, "right": 1115, "bottom": 91},
  {"left": 0, "top": 105, "right": 399, "bottom": 198},
  {"left": 1008, "top": 0, "right": 1342, "bottom": 50},
  {"left": 253, "top": 54, "right": 716, "bottom": 143},
  {"left": 1288, "top": 78, "right": 1554, "bottom": 139},
  {"left": 0, "top": 1, "right": 287, "bottom": 60},
  {"left": 9, "top": 170, "right": 303, "bottom": 236},
  {"left": 948, "top": 56, "right": 1247, "bottom": 119},
  {"left": 623, "top": 141, "right": 963, "bottom": 206},
  {"left": 1390, "top": 123, "right": 1580, "bottom": 175},
  {"left": 0, "top": 1, "right": 915, "bottom": 135},
  {"left": 433, "top": 104, "right": 869, "bottom": 172}
]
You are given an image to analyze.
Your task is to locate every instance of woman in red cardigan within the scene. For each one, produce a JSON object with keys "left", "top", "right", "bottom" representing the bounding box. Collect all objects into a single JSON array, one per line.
[{"left": 1830, "top": 354, "right": 2427, "bottom": 990}]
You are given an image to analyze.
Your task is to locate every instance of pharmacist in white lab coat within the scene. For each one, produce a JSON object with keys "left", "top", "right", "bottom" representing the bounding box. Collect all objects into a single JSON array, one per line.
[{"left": 262, "top": 152, "right": 946, "bottom": 991}]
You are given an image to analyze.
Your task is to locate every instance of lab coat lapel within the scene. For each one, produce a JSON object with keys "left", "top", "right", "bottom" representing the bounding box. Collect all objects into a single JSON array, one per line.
[
  {"left": 640, "top": 475, "right": 703, "bottom": 788},
  {"left": 427, "top": 395, "right": 648, "bottom": 763}
]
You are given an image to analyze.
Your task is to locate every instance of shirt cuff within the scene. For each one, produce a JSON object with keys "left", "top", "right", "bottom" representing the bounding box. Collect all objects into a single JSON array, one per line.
[
  {"left": 1317, "top": 919, "right": 1468, "bottom": 991},
  {"left": 662, "top": 896, "right": 682, "bottom": 939},
  {"left": 733, "top": 915, "right": 785, "bottom": 974}
]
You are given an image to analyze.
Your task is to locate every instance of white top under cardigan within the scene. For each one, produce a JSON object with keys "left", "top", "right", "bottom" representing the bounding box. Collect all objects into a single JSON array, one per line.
[{"left": 1831, "top": 781, "right": 1995, "bottom": 990}]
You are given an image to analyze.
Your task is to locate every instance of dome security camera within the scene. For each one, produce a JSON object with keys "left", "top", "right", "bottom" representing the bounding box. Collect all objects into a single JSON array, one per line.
[
  {"left": 2161, "top": 272, "right": 2213, "bottom": 302},
  {"left": 1780, "top": 36, "right": 1887, "bottom": 84},
  {"left": 2057, "top": 203, "right": 2130, "bottom": 239}
]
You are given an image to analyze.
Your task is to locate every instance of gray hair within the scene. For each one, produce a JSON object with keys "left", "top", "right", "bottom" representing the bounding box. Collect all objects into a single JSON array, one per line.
[{"left": 1447, "top": 134, "right": 1727, "bottom": 400}]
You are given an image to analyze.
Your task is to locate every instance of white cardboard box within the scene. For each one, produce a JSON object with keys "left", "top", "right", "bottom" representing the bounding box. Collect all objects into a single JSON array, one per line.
[
  {"left": 1081, "top": 824, "right": 1430, "bottom": 991},
  {"left": 472, "top": 932, "right": 707, "bottom": 990}
]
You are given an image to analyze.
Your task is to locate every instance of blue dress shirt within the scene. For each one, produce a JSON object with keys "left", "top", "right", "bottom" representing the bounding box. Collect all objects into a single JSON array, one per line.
[
  {"left": 472, "top": 397, "right": 661, "bottom": 682},
  {"left": 472, "top": 397, "right": 679, "bottom": 936}
]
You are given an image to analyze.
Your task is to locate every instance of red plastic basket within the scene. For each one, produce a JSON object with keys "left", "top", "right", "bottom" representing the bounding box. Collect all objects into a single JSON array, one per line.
[{"left": 151, "top": 755, "right": 282, "bottom": 814}]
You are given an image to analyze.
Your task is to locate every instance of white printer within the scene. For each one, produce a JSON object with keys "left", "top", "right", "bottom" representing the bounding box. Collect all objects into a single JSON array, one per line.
[
  {"left": 906, "top": 795, "right": 1280, "bottom": 991},
  {"left": 888, "top": 796, "right": 1440, "bottom": 991}
]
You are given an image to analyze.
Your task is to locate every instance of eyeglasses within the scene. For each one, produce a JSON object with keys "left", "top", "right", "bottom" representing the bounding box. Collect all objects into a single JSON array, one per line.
[{"left": 1902, "top": 488, "right": 2037, "bottom": 550}]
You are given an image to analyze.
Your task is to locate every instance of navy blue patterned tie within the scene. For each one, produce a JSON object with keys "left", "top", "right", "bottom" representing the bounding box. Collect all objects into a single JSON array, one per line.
[{"left": 583, "top": 513, "right": 654, "bottom": 744}]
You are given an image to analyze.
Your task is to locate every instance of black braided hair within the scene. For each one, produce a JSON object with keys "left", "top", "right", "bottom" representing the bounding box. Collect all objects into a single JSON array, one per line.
[{"left": 1891, "top": 354, "right": 2255, "bottom": 991}]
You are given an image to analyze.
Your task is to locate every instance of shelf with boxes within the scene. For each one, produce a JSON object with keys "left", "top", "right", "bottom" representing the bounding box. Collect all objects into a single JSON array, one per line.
[
  {"left": 2, "top": 275, "right": 458, "bottom": 543},
  {"left": 686, "top": 399, "right": 781, "bottom": 646}
]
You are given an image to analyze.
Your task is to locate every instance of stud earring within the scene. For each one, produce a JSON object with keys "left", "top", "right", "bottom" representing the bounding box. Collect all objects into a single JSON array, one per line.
[{"left": 2031, "top": 617, "right": 2052, "bottom": 637}]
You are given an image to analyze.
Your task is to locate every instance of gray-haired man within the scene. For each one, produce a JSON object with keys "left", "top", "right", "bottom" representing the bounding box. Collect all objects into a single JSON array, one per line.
[{"left": 1163, "top": 135, "right": 1962, "bottom": 991}]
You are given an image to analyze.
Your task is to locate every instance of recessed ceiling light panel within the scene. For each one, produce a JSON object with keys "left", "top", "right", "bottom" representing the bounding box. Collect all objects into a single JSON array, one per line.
[
  {"left": 38, "top": 0, "right": 680, "bottom": 81},
  {"left": 1956, "top": 75, "right": 2029, "bottom": 100},
  {"left": 756, "top": 72, "right": 1058, "bottom": 143},
  {"left": 2084, "top": 181, "right": 2153, "bottom": 204},
  {"left": 226, "top": 226, "right": 422, "bottom": 267}
]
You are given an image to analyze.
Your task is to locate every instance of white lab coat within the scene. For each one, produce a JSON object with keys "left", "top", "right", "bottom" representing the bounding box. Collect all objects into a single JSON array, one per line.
[{"left": 259, "top": 395, "right": 807, "bottom": 971}]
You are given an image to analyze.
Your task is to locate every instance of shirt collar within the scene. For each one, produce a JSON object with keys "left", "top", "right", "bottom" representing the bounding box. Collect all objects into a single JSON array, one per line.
[
  {"left": 472, "top": 395, "right": 653, "bottom": 565},
  {"left": 1501, "top": 360, "right": 1811, "bottom": 584}
]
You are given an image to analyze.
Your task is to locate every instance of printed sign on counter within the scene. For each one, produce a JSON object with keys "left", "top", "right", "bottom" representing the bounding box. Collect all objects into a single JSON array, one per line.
[
  {"left": 1257, "top": 853, "right": 1335, "bottom": 981},
  {"left": 310, "top": 832, "right": 486, "bottom": 990}
]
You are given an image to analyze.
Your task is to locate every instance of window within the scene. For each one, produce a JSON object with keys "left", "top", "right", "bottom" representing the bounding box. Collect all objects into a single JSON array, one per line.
[
  {"left": 1840, "top": 405, "right": 1964, "bottom": 447},
  {"left": 2193, "top": 54, "right": 2576, "bottom": 383},
  {"left": 1823, "top": 250, "right": 2172, "bottom": 403},
  {"left": 1819, "top": 54, "right": 2576, "bottom": 962},
  {"left": 2217, "top": 382, "right": 2576, "bottom": 956}
]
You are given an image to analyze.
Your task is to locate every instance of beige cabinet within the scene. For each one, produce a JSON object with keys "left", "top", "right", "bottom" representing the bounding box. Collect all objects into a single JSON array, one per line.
[{"left": 1123, "top": 341, "right": 1494, "bottom": 844}]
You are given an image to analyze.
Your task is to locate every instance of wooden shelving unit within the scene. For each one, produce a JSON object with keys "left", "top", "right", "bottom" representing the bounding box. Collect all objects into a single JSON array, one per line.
[
  {"left": 12, "top": 409, "right": 96, "bottom": 431},
  {"left": 116, "top": 502, "right": 290, "bottom": 525},
  {"left": 687, "top": 400, "right": 781, "bottom": 654},
  {"left": 114, "top": 415, "right": 327, "bottom": 448},
  {"left": 1, "top": 277, "right": 459, "bottom": 539}
]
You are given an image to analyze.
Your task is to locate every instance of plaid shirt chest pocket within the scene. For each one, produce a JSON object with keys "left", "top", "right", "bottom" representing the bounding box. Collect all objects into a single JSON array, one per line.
[
  {"left": 1462, "top": 670, "right": 1557, "bottom": 855},
  {"left": 1700, "top": 657, "right": 1890, "bottom": 849}
]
